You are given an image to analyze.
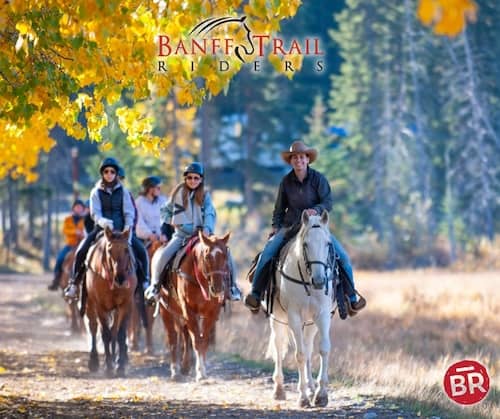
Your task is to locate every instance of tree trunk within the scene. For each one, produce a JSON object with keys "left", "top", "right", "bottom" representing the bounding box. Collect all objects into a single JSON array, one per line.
[
  {"left": 42, "top": 195, "right": 53, "bottom": 271},
  {"left": 7, "top": 177, "right": 18, "bottom": 249}
]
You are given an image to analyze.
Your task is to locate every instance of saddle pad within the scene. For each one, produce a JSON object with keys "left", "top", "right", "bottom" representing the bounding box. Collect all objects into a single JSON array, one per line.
[{"left": 171, "top": 236, "right": 199, "bottom": 271}]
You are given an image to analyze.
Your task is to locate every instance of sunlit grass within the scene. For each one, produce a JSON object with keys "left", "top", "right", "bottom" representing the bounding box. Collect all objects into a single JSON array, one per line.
[{"left": 216, "top": 270, "right": 499, "bottom": 418}]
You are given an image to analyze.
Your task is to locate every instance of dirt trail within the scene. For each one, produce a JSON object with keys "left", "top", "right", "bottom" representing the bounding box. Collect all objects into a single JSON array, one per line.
[{"left": 0, "top": 274, "right": 420, "bottom": 418}]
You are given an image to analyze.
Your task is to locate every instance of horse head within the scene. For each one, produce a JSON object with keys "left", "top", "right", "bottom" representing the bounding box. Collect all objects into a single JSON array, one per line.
[
  {"left": 196, "top": 230, "right": 231, "bottom": 299},
  {"left": 300, "top": 210, "right": 332, "bottom": 290},
  {"left": 104, "top": 226, "right": 133, "bottom": 286}
]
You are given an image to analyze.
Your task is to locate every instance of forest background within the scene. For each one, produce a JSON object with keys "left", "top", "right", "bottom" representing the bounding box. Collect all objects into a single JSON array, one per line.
[{"left": 1, "top": 0, "right": 498, "bottom": 273}]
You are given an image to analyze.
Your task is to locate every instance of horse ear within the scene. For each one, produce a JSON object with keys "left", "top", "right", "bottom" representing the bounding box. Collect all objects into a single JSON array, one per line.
[
  {"left": 302, "top": 209, "right": 309, "bottom": 224},
  {"left": 122, "top": 226, "right": 130, "bottom": 240},
  {"left": 198, "top": 229, "right": 210, "bottom": 246},
  {"left": 104, "top": 226, "right": 113, "bottom": 240},
  {"left": 221, "top": 231, "right": 231, "bottom": 245},
  {"left": 320, "top": 209, "right": 329, "bottom": 225}
]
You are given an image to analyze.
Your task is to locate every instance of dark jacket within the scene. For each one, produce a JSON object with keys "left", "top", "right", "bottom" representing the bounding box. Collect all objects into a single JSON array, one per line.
[{"left": 272, "top": 166, "right": 333, "bottom": 229}]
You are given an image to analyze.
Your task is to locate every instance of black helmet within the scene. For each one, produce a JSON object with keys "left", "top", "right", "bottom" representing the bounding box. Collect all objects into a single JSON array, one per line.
[
  {"left": 142, "top": 176, "right": 162, "bottom": 190},
  {"left": 72, "top": 199, "right": 85, "bottom": 209},
  {"left": 117, "top": 166, "right": 126, "bottom": 178},
  {"left": 183, "top": 162, "right": 204, "bottom": 177},
  {"left": 99, "top": 157, "right": 120, "bottom": 174}
]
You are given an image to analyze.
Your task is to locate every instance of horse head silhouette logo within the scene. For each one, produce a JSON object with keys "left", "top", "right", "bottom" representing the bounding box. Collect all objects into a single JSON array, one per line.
[{"left": 189, "top": 16, "right": 254, "bottom": 63}]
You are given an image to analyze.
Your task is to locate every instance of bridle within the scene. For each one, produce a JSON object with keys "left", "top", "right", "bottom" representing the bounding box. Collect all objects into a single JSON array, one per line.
[{"left": 279, "top": 224, "right": 336, "bottom": 296}]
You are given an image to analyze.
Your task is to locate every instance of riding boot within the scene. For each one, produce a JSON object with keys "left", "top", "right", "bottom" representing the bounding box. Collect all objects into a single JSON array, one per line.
[
  {"left": 229, "top": 273, "right": 241, "bottom": 301},
  {"left": 244, "top": 269, "right": 269, "bottom": 311},
  {"left": 48, "top": 271, "right": 62, "bottom": 291}
]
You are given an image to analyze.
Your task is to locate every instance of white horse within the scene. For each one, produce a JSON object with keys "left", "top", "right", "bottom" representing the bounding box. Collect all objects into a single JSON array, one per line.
[{"left": 268, "top": 209, "right": 335, "bottom": 408}]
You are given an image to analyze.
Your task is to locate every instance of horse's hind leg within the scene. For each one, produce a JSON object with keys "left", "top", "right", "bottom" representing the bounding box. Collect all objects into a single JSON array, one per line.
[
  {"left": 269, "top": 318, "right": 287, "bottom": 401},
  {"left": 312, "top": 313, "right": 331, "bottom": 407},
  {"left": 180, "top": 324, "right": 192, "bottom": 376},
  {"left": 145, "top": 304, "right": 155, "bottom": 355}
]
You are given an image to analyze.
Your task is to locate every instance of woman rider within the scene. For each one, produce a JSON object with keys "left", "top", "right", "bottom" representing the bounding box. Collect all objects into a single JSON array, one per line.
[
  {"left": 144, "top": 162, "right": 241, "bottom": 302},
  {"left": 244, "top": 141, "right": 366, "bottom": 315},
  {"left": 64, "top": 157, "right": 149, "bottom": 299}
]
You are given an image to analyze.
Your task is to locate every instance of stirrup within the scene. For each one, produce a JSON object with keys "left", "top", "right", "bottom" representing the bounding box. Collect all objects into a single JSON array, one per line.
[{"left": 64, "top": 284, "right": 79, "bottom": 301}]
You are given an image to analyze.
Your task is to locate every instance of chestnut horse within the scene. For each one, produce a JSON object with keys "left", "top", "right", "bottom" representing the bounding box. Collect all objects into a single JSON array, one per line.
[
  {"left": 128, "top": 238, "right": 162, "bottom": 354},
  {"left": 59, "top": 248, "right": 84, "bottom": 334},
  {"left": 85, "top": 227, "right": 137, "bottom": 377},
  {"left": 159, "top": 230, "right": 230, "bottom": 381}
]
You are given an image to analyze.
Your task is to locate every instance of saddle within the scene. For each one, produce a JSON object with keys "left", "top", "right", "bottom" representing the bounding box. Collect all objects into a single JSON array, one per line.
[{"left": 159, "top": 236, "right": 199, "bottom": 288}]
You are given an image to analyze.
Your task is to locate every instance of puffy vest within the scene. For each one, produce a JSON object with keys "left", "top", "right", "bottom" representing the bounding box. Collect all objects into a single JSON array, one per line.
[{"left": 98, "top": 187, "right": 124, "bottom": 231}]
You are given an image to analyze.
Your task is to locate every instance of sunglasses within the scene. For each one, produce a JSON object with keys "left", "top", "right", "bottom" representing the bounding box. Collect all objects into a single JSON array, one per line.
[
  {"left": 103, "top": 169, "right": 116, "bottom": 175},
  {"left": 185, "top": 175, "right": 201, "bottom": 181}
]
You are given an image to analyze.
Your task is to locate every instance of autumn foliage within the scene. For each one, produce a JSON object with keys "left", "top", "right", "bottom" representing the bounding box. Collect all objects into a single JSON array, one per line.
[{"left": 0, "top": 0, "right": 476, "bottom": 181}]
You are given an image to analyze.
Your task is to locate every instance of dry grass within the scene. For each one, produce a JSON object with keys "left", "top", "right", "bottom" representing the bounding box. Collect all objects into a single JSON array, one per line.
[{"left": 216, "top": 270, "right": 499, "bottom": 418}]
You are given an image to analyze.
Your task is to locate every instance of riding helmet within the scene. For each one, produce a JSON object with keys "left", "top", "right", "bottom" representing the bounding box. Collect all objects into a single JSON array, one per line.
[
  {"left": 99, "top": 157, "right": 120, "bottom": 174},
  {"left": 142, "top": 175, "right": 162, "bottom": 190},
  {"left": 117, "top": 166, "right": 126, "bottom": 179},
  {"left": 183, "top": 162, "right": 204, "bottom": 177}
]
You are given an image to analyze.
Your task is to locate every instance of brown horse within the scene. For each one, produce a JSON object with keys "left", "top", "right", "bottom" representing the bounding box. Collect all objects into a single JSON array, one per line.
[
  {"left": 159, "top": 230, "right": 230, "bottom": 381},
  {"left": 85, "top": 227, "right": 137, "bottom": 377},
  {"left": 128, "top": 238, "right": 163, "bottom": 354},
  {"left": 59, "top": 248, "right": 84, "bottom": 334}
]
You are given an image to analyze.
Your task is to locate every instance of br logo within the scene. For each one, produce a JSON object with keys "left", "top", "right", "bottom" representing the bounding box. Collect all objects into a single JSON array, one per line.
[{"left": 443, "top": 360, "right": 490, "bottom": 405}]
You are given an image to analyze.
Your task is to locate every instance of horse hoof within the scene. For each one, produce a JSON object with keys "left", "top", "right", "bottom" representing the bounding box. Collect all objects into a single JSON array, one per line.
[
  {"left": 145, "top": 347, "right": 155, "bottom": 356},
  {"left": 105, "top": 368, "right": 114, "bottom": 378},
  {"left": 273, "top": 387, "right": 286, "bottom": 400},
  {"left": 297, "top": 396, "right": 311, "bottom": 408},
  {"left": 196, "top": 374, "right": 206, "bottom": 382},
  {"left": 180, "top": 366, "right": 190, "bottom": 376},
  {"left": 313, "top": 389, "right": 328, "bottom": 407},
  {"left": 116, "top": 367, "right": 126, "bottom": 378}
]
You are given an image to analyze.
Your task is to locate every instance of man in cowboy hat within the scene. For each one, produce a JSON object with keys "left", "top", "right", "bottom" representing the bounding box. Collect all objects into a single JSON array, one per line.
[{"left": 244, "top": 140, "right": 366, "bottom": 315}]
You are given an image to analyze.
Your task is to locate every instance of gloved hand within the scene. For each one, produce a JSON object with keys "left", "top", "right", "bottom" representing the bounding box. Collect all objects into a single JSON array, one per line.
[{"left": 97, "top": 218, "right": 114, "bottom": 230}]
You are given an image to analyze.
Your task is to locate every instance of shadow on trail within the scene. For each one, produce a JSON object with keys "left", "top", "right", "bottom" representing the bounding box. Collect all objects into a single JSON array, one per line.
[{"left": 0, "top": 394, "right": 422, "bottom": 418}]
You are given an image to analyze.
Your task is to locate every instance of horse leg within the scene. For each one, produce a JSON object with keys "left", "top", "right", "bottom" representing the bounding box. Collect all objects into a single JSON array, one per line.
[
  {"left": 303, "top": 324, "right": 318, "bottom": 398},
  {"left": 312, "top": 312, "right": 331, "bottom": 407},
  {"left": 128, "top": 297, "right": 140, "bottom": 352},
  {"left": 145, "top": 304, "right": 155, "bottom": 355},
  {"left": 70, "top": 300, "right": 81, "bottom": 334},
  {"left": 87, "top": 304, "right": 99, "bottom": 372},
  {"left": 186, "top": 315, "right": 206, "bottom": 382},
  {"left": 162, "top": 312, "right": 180, "bottom": 380},
  {"left": 116, "top": 313, "right": 129, "bottom": 378},
  {"left": 288, "top": 313, "right": 310, "bottom": 408},
  {"left": 180, "top": 324, "right": 192, "bottom": 376},
  {"left": 269, "top": 318, "right": 287, "bottom": 400},
  {"left": 98, "top": 311, "right": 113, "bottom": 377}
]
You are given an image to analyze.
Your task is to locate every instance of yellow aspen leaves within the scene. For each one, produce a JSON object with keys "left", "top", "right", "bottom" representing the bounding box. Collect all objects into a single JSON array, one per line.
[
  {"left": 417, "top": 0, "right": 477, "bottom": 36},
  {"left": 1, "top": 0, "right": 303, "bottom": 181}
]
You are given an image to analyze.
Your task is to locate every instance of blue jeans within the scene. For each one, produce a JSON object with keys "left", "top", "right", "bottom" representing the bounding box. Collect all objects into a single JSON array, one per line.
[
  {"left": 251, "top": 229, "right": 357, "bottom": 302},
  {"left": 54, "top": 245, "right": 73, "bottom": 274}
]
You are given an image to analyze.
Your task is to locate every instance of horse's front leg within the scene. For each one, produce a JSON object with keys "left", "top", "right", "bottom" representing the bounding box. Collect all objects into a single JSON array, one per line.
[
  {"left": 269, "top": 318, "right": 287, "bottom": 400},
  {"left": 303, "top": 323, "right": 318, "bottom": 398},
  {"left": 98, "top": 311, "right": 113, "bottom": 377},
  {"left": 288, "top": 312, "right": 310, "bottom": 408},
  {"left": 86, "top": 303, "right": 99, "bottom": 372},
  {"left": 313, "top": 310, "right": 331, "bottom": 407},
  {"left": 116, "top": 309, "right": 130, "bottom": 377},
  {"left": 186, "top": 312, "right": 206, "bottom": 382}
]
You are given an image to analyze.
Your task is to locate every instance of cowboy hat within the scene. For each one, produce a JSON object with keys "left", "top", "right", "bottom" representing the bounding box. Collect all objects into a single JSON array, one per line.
[{"left": 281, "top": 141, "right": 318, "bottom": 164}]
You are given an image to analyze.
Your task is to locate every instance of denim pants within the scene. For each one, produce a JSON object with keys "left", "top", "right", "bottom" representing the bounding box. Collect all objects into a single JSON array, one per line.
[
  {"left": 54, "top": 245, "right": 73, "bottom": 274},
  {"left": 251, "top": 228, "right": 357, "bottom": 302}
]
